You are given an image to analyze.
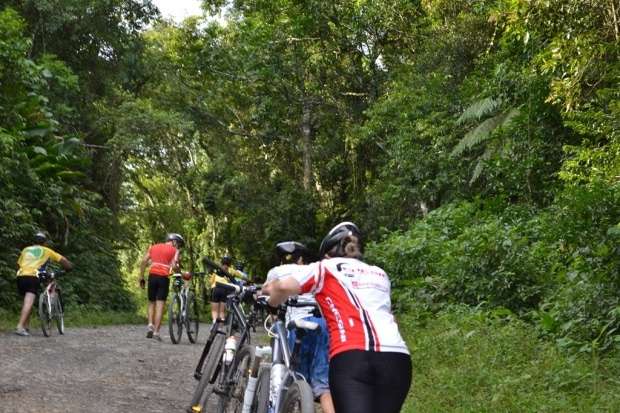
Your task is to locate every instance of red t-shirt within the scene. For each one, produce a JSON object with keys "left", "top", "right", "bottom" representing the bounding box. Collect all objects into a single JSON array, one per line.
[{"left": 148, "top": 243, "right": 178, "bottom": 276}]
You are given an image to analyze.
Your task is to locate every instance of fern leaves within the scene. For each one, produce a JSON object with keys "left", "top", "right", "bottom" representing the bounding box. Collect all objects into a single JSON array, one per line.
[
  {"left": 452, "top": 97, "right": 520, "bottom": 184},
  {"left": 456, "top": 97, "right": 502, "bottom": 125},
  {"left": 452, "top": 107, "right": 520, "bottom": 157}
]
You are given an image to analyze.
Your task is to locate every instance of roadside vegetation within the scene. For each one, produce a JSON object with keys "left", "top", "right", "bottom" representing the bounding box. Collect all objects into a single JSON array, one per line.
[{"left": 401, "top": 307, "right": 620, "bottom": 412}]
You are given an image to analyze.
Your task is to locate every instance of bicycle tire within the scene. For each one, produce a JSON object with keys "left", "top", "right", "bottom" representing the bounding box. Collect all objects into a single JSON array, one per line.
[
  {"left": 280, "top": 379, "right": 314, "bottom": 413},
  {"left": 218, "top": 344, "right": 255, "bottom": 413},
  {"left": 39, "top": 292, "right": 52, "bottom": 337},
  {"left": 169, "top": 294, "right": 183, "bottom": 344},
  {"left": 186, "top": 292, "right": 200, "bottom": 343},
  {"left": 54, "top": 292, "right": 64, "bottom": 335},
  {"left": 189, "top": 333, "right": 226, "bottom": 411},
  {"left": 252, "top": 365, "right": 270, "bottom": 413}
]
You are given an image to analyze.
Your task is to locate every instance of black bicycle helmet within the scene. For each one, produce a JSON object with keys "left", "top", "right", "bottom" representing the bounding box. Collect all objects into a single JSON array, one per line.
[
  {"left": 166, "top": 233, "right": 185, "bottom": 247},
  {"left": 276, "top": 241, "right": 308, "bottom": 264},
  {"left": 34, "top": 231, "right": 48, "bottom": 244},
  {"left": 318, "top": 221, "right": 362, "bottom": 258},
  {"left": 221, "top": 255, "right": 233, "bottom": 266}
]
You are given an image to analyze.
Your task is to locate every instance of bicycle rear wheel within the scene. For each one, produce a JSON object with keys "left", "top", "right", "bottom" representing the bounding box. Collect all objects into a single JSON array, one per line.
[
  {"left": 169, "top": 294, "right": 183, "bottom": 344},
  {"left": 218, "top": 344, "right": 255, "bottom": 413},
  {"left": 186, "top": 292, "right": 200, "bottom": 343},
  {"left": 189, "top": 333, "right": 226, "bottom": 412},
  {"left": 280, "top": 379, "right": 314, "bottom": 413},
  {"left": 38, "top": 292, "right": 52, "bottom": 337},
  {"left": 54, "top": 292, "right": 64, "bottom": 334}
]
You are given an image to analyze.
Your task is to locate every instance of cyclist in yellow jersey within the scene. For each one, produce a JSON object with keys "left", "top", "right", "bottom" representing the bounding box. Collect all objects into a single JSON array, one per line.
[
  {"left": 207, "top": 255, "right": 248, "bottom": 322},
  {"left": 15, "top": 231, "right": 73, "bottom": 336}
]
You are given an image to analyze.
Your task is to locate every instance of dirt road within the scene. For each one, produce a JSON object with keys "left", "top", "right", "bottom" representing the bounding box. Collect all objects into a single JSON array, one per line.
[{"left": 0, "top": 324, "right": 215, "bottom": 413}]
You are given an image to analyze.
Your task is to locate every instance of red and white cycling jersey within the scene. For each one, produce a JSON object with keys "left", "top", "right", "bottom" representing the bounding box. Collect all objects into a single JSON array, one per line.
[{"left": 291, "top": 257, "right": 409, "bottom": 359}]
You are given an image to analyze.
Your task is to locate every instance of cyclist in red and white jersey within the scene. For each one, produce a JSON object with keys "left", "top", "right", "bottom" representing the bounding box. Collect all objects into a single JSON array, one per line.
[
  {"left": 138, "top": 233, "right": 184, "bottom": 341},
  {"left": 262, "top": 222, "right": 412, "bottom": 413}
]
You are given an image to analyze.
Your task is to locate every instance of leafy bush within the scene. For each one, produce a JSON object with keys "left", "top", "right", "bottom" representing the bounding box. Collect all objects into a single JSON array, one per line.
[
  {"left": 401, "top": 305, "right": 620, "bottom": 412},
  {"left": 368, "top": 182, "right": 620, "bottom": 351}
]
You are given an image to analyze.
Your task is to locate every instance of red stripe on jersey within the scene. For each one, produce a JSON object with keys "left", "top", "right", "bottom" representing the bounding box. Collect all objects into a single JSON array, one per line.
[
  {"left": 316, "top": 269, "right": 368, "bottom": 359},
  {"left": 299, "top": 276, "right": 316, "bottom": 294},
  {"left": 337, "top": 279, "right": 379, "bottom": 352}
]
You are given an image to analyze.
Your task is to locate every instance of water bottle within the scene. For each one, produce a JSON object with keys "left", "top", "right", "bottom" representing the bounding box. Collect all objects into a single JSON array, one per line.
[
  {"left": 224, "top": 336, "right": 237, "bottom": 364},
  {"left": 268, "top": 363, "right": 286, "bottom": 413},
  {"left": 241, "top": 346, "right": 272, "bottom": 413}
]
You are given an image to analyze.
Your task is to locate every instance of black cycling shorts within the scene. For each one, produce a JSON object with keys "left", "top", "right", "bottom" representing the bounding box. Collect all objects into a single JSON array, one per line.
[
  {"left": 16, "top": 276, "right": 39, "bottom": 296},
  {"left": 148, "top": 275, "right": 170, "bottom": 301},
  {"left": 210, "top": 284, "right": 232, "bottom": 303},
  {"left": 329, "top": 350, "right": 412, "bottom": 413}
]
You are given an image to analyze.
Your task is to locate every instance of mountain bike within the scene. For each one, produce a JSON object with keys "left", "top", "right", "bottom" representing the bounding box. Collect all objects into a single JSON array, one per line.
[
  {"left": 249, "top": 297, "right": 318, "bottom": 413},
  {"left": 189, "top": 282, "right": 259, "bottom": 413},
  {"left": 38, "top": 269, "right": 65, "bottom": 337},
  {"left": 169, "top": 271, "right": 205, "bottom": 344}
]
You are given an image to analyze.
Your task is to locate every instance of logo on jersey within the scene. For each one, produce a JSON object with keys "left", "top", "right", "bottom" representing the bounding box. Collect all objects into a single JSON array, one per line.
[
  {"left": 26, "top": 247, "right": 44, "bottom": 259},
  {"left": 325, "top": 296, "right": 347, "bottom": 343}
]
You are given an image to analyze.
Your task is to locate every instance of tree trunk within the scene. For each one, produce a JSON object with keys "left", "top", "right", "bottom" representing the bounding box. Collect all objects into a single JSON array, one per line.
[{"left": 301, "top": 98, "right": 314, "bottom": 191}]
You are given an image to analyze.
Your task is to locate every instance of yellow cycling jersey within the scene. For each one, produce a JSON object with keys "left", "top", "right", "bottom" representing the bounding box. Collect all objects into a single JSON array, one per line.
[
  {"left": 17, "top": 245, "right": 63, "bottom": 277},
  {"left": 208, "top": 267, "right": 247, "bottom": 289}
]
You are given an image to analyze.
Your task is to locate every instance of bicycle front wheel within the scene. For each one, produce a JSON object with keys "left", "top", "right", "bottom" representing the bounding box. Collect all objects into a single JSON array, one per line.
[
  {"left": 39, "top": 292, "right": 52, "bottom": 337},
  {"left": 186, "top": 292, "right": 200, "bottom": 343},
  {"left": 54, "top": 292, "right": 64, "bottom": 334},
  {"left": 189, "top": 333, "right": 225, "bottom": 412},
  {"left": 280, "top": 379, "right": 314, "bottom": 413},
  {"left": 169, "top": 294, "right": 183, "bottom": 344},
  {"left": 218, "top": 344, "right": 255, "bottom": 413},
  {"left": 252, "top": 365, "right": 270, "bottom": 413}
]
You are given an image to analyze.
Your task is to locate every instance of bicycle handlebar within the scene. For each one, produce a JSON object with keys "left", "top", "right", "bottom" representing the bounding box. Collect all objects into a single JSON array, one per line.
[
  {"left": 203, "top": 257, "right": 238, "bottom": 283},
  {"left": 214, "top": 281, "right": 259, "bottom": 296},
  {"left": 38, "top": 269, "right": 65, "bottom": 279},
  {"left": 171, "top": 271, "right": 206, "bottom": 278},
  {"left": 254, "top": 295, "right": 318, "bottom": 310},
  {"left": 286, "top": 297, "right": 319, "bottom": 308}
]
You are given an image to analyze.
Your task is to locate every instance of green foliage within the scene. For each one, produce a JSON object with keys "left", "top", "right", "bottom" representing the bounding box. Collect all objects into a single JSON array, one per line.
[
  {"left": 368, "top": 182, "right": 620, "bottom": 351},
  {"left": 0, "top": 4, "right": 156, "bottom": 312},
  {"left": 401, "top": 306, "right": 620, "bottom": 412}
]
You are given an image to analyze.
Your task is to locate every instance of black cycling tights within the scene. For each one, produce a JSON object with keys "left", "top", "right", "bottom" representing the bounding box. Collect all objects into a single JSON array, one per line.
[{"left": 329, "top": 350, "right": 412, "bottom": 413}]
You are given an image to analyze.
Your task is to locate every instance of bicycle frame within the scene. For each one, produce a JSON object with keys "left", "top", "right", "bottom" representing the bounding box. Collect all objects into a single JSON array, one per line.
[
  {"left": 38, "top": 269, "right": 65, "bottom": 337},
  {"left": 260, "top": 299, "right": 319, "bottom": 413},
  {"left": 266, "top": 319, "right": 306, "bottom": 412},
  {"left": 171, "top": 274, "right": 189, "bottom": 321},
  {"left": 193, "top": 284, "right": 254, "bottom": 380},
  {"left": 40, "top": 271, "right": 61, "bottom": 313}
]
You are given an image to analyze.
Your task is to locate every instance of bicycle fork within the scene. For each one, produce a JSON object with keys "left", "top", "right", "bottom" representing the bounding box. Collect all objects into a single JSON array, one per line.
[
  {"left": 45, "top": 285, "right": 56, "bottom": 317},
  {"left": 194, "top": 325, "right": 224, "bottom": 380}
]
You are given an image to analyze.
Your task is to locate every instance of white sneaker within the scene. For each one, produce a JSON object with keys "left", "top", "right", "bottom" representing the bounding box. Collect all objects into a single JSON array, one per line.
[{"left": 15, "top": 327, "right": 30, "bottom": 337}]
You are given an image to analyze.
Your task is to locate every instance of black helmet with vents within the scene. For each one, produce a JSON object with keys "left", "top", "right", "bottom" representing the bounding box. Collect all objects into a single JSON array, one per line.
[
  {"left": 318, "top": 222, "right": 361, "bottom": 258},
  {"left": 166, "top": 233, "right": 185, "bottom": 247}
]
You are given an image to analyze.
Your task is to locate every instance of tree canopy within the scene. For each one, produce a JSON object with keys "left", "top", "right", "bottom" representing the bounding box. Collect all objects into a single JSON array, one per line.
[{"left": 1, "top": 0, "right": 618, "bottom": 352}]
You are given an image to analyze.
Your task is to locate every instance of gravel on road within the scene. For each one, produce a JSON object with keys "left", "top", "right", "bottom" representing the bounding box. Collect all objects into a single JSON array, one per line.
[{"left": 0, "top": 324, "right": 214, "bottom": 413}]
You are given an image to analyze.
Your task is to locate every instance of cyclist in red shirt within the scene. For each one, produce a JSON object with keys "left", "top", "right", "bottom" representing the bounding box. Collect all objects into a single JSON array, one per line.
[
  {"left": 138, "top": 233, "right": 184, "bottom": 341},
  {"left": 262, "top": 222, "right": 412, "bottom": 413}
]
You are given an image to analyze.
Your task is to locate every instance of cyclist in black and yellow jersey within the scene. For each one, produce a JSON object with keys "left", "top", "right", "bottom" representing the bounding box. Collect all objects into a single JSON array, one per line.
[
  {"left": 207, "top": 255, "right": 248, "bottom": 323},
  {"left": 15, "top": 231, "right": 73, "bottom": 336}
]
